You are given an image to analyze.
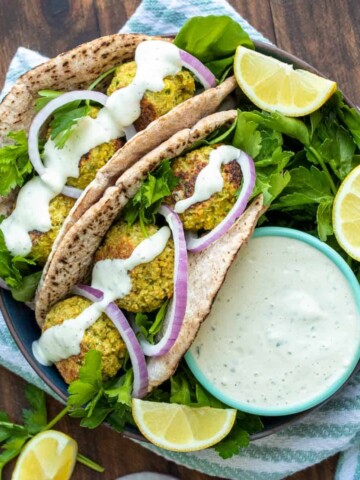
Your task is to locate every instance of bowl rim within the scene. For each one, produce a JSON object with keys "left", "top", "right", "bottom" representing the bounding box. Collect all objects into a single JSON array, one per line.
[
  {"left": 1, "top": 38, "right": 358, "bottom": 443},
  {"left": 185, "top": 226, "right": 360, "bottom": 416}
]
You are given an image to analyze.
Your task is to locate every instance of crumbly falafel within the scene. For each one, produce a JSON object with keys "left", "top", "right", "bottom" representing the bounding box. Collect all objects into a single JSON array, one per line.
[
  {"left": 169, "top": 145, "right": 242, "bottom": 231},
  {"left": 95, "top": 222, "right": 174, "bottom": 313},
  {"left": 107, "top": 61, "right": 195, "bottom": 130},
  {"left": 67, "top": 138, "right": 124, "bottom": 190},
  {"left": 43, "top": 296, "right": 126, "bottom": 384},
  {"left": 30, "top": 194, "right": 76, "bottom": 265}
]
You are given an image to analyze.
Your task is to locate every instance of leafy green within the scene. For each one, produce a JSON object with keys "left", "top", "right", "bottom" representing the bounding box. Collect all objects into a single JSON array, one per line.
[
  {"left": 135, "top": 300, "right": 168, "bottom": 344},
  {"left": 67, "top": 351, "right": 133, "bottom": 431},
  {"left": 35, "top": 90, "right": 63, "bottom": 111},
  {"left": 122, "top": 160, "right": 179, "bottom": 234},
  {"left": 0, "top": 131, "right": 33, "bottom": 196},
  {"left": 11, "top": 271, "right": 42, "bottom": 302},
  {"left": 0, "top": 385, "right": 46, "bottom": 476},
  {"left": 22, "top": 385, "right": 47, "bottom": 435},
  {"left": 0, "top": 229, "right": 39, "bottom": 293},
  {"left": 50, "top": 103, "right": 91, "bottom": 149},
  {"left": 174, "top": 16, "right": 254, "bottom": 79}
]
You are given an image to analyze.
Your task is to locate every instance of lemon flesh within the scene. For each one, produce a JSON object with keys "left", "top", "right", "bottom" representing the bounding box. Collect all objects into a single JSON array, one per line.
[
  {"left": 234, "top": 46, "right": 337, "bottom": 117},
  {"left": 333, "top": 164, "right": 360, "bottom": 260},
  {"left": 132, "top": 399, "right": 236, "bottom": 452},
  {"left": 11, "top": 430, "right": 78, "bottom": 480}
]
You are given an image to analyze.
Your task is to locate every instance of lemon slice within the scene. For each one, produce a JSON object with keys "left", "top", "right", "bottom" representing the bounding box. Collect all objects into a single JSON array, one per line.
[
  {"left": 333, "top": 165, "right": 360, "bottom": 260},
  {"left": 233, "top": 46, "right": 337, "bottom": 117},
  {"left": 12, "top": 430, "right": 78, "bottom": 480},
  {"left": 132, "top": 399, "right": 236, "bottom": 452}
]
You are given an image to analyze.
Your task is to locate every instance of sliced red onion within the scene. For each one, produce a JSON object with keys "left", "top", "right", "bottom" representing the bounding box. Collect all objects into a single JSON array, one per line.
[
  {"left": 124, "top": 125, "right": 137, "bottom": 141},
  {"left": 106, "top": 302, "right": 148, "bottom": 398},
  {"left": 139, "top": 205, "right": 188, "bottom": 357},
  {"left": 28, "top": 90, "right": 109, "bottom": 178},
  {"left": 71, "top": 284, "right": 104, "bottom": 302},
  {"left": 179, "top": 50, "right": 216, "bottom": 89},
  {"left": 186, "top": 151, "right": 256, "bottom": 253},
  {"left": 0, "top": 278, "right": 10, "bottom": 290},
  {"left": 61, "top": 185, "right": 83, "bottom": 199}
]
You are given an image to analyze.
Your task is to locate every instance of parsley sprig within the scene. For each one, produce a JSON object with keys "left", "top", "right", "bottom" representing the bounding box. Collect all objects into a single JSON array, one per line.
[
  {"left": 122, "top": 159, "right": 179, "bottom": 235},
  {"left": 0, "top": 131, "right": 33, "bottom": 196},
  {"left": 0, "top": 384, "right": 103, "bottom": 477}
]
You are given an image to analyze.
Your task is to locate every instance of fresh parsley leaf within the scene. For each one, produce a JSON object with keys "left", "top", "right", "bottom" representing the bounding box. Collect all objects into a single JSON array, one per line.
[
  {"left": 338, "top": 104, "right": 360, "bottom": 149},
  {"left": 35, "top": 90, "right": 63, "bottom": 111},
  {"left": 135, "top": 300, "right": 168, "bottom": 344},
  {"left": 0, "top": 229, "right": 37, "bottom": 291},
  {"left": 174, "top": 16, "right": 254, "bottom": 79},
  {"left": 68, "top": 350, "right": 103, "bottom": 407},
  {"left": 105, "top": 370, "right": 133, "bottom": 407},
  {"left": 272, "top": 165, "right": 333, "bottom": 209},
  {"left": 50, "top": 104, "right": 91, "bottom": 149},
  {"left": 123, "top": 160, "right": 179, "bottom": 232},
  {"left": 317, "top": 199, "right": 334, "bottom": 241},
  {"left": 22, "top": 385, "right": 47, "bottom": 435},
  {"left": 11, "top": 271, "right": 42, "bottom": 302},
  {"left": 215, "top": 423, "right": 249, "bottom": 459},
  {"left": 0, "top": 131, "right": 33, "bottom": 196}
]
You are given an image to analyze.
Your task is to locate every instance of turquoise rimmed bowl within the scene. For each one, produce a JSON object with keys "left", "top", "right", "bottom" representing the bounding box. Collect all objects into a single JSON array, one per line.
[{"left": 186, "top": 226, "right": 360, "bottom": 416}]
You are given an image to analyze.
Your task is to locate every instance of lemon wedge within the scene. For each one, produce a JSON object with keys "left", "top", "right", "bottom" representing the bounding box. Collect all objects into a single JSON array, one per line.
[
  {"left": 11, "top": 430, "right": 77, "bottom": 480},
  {"left": 233, "top": 46, "right": 337, "bottom": 117},
  {"left": 333, "top": 165, "right": 360, "bottom": 260},
  {"left": 132, "top": 399, "right": 236, "bottom": 452}
]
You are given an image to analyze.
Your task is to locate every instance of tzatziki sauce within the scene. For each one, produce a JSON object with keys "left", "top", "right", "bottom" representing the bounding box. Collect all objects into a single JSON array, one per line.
[{"left": 187, "top": 231, "right": 360, "bottom": 415}]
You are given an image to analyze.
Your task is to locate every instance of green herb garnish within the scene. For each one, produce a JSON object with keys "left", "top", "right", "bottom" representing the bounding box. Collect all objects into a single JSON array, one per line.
[
  {"left": 123, "top": 159, "right": 179, "bottom": 235},
  {"left": 0, "top": 384, "right": 103, "bottom": 477},
  {"left": 0, "top": 131, "right": 33, "bottom": 196}
]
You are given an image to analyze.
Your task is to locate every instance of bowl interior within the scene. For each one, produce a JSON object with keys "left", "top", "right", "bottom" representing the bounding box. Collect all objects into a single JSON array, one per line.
[{"left": 1, "top": 40, "right": 358, "bottom": 442}]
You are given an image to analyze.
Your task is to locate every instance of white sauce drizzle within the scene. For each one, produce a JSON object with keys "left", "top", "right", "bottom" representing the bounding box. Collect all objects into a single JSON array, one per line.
[
  {"left": 32, "top": 226, "right": 171, "bottom": 365},
  {"left": 174, "top": 145, "right": 241, "bottom": 214},
  {"left": 1, "top": 41, "right": 182, "bottom": 257},
  {"left": 189, "top": 235, "right": 360, "bottom": 412}
]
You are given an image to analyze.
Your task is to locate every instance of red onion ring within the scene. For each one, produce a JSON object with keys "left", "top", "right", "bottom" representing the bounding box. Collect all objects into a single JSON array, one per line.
[
  {"left": 106, "top": 302, "right": 148, "bottom": 398},
  {"left": 61, "top": 185, "right": 83, "bottom": 199},
  {"left": 179, "top": 50, "right": 217, "bottom": 89},
  {"left": 71, "top": 284, "right": 104, "bottom": 302},
  {"left": 28, "top": 91, "right": 109, "bottom": 179},
  {"left": 124, "top": 125, "right": 137, "bottom": 140},
  {"left": 186, "top": 151, "right": 256, "bottom": 253},
  {"left": 139, "top": 205, "right": 188, "bottom": 357}
]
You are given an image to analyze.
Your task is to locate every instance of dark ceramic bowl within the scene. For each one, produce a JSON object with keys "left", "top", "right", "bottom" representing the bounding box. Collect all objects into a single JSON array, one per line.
[{"left": 1, "top": 40, "right": 358, "bottom": 443}]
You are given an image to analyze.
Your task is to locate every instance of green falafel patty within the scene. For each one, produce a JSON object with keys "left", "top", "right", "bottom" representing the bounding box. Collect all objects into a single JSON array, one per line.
[
  {"left": 30, "top": 194, "right": 76, "bottom": 266},
  {"left": 170, "top": 145, "right": 242, "bottom": 231},
  {"left": 95, "top": 222, "right": 174, "bottom": 313},
  {"left": 107, "top": 61, "right": 195, "bottom": 130},
  {"left": 67, "top": 137, "right": 124, "bottom": 190},
  {"left": 43, "top": 296, "right": 126, "bottom": 384}
]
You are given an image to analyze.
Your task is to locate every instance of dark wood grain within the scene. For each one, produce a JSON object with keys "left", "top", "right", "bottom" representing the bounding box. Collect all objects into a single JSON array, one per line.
[{"left": 0, "top": 1, "right": 359, "bottom": 478}]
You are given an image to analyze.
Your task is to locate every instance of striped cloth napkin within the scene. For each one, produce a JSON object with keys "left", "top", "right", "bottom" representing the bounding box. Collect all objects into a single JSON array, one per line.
[{"left": 1, "top": 1, "right": 359, "bottom": 478}]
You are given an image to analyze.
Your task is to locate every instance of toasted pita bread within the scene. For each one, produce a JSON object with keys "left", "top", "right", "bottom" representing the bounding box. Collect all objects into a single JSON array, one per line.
[{"left": 0, "top": 34, "right": 237, "bottom": 300}]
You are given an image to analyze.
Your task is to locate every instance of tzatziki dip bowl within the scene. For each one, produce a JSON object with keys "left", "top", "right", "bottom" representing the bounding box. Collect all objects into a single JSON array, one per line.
[{"left": 186, "top": 227, "right": 360, "bottom": 416}]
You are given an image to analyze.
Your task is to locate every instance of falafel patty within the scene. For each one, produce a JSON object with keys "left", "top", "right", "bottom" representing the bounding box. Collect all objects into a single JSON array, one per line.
[
  {"left": 43, "top": 296, "right": 126, "bottom": 384},
  {"left": 107, "top": 61, "right": 195, "bottom": 130},
  {"left": 30, "top": 194, "right": 76, "bottom": 266},
  {"left": 95, "top": 222, "right": 174, "bottom": 313},
  {"left": 169, "top": 145, "right": 242, "bottom": 231}
]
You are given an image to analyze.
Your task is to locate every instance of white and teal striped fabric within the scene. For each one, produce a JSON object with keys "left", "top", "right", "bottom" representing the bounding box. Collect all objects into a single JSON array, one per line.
[{"left": 0, "top": 1, "right": 359, "bottom": 478}]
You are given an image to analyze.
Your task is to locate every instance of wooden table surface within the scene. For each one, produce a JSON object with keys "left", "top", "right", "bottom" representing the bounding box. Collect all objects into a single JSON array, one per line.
[{"left": 0, "top": 0, "right": 358, "bottom": 479}]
